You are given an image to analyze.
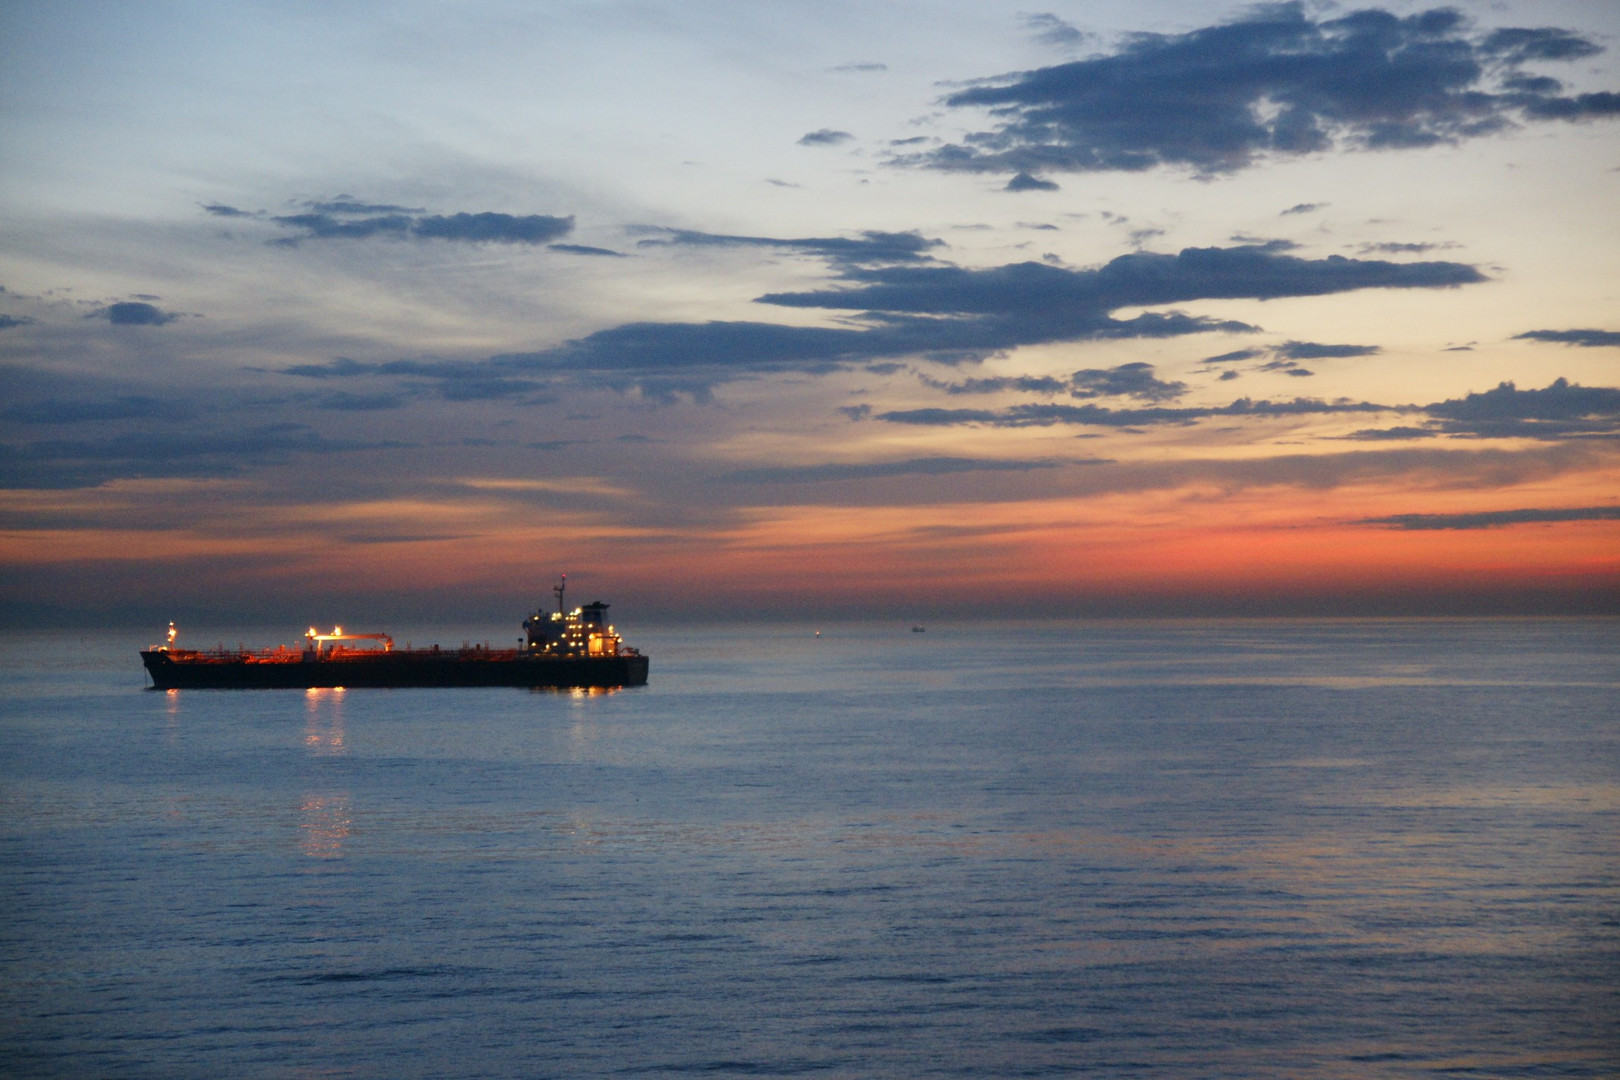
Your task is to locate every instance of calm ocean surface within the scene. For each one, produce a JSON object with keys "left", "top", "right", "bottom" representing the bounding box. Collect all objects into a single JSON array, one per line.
[{"left": 2, "top": 618, "right": 1617, "bottom": 1078}]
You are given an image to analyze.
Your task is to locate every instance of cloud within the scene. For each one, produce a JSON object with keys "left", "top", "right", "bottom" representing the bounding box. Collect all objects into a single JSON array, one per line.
[
  {"left": 1424, "top": 378, "right": 1620, "bottom": 439},
  {"left": 1359, "top": 506, "right": 1620, "bottom": 530},
  {"left": 1360, "top": 242, "right": 1449, "bottom": 255},
  {"left": 281, "top": 356, "right": 377, "bottom": 379},
  {"left": 721, "top": 456, "right": 1090, "bottom": 483},
  {"left": 1341, "top": 425, "right": 1438, "bottom": 441},
  {"left": 411, "top": 213, "right": 574, "bottom": 244},
  {"left": 1281, "top": 203, "right": 1325, "bottom": 216},
  {"left": 758, "top": 244, "right": 1484, "bottom": 316},
  {"left": 1273, "top": 341, "right": 1380, "bottom": 360},
  {"left": 270, "top": 213, "right": 412, "bottom": 242},
  {"left": 831, "top": 62, "right": 887, "bottom": 73},
  {"left": 899, "top": 4, "right": 1620, "bottom": 177},
  {"left": 798, "top": 129, "right": 854, "bottom": 146},
  {"left": 1005, "top": 172, "right": 1061, "bottom": 192},
  {"left": 0, "top": 315, "right": 33, "bottom": 329},
  {"left": 1514, "top": 329, "right": 1620, "bottom": 348},
  {"left": 304, "top": 197, "right": 423, "bottom": 215},
  {"left": 261, "top": 199, "right": 574, "bottom": 245},
  {"left": 924, "top": 362, "right": 1185, "bottom": 401},
  {"left": 877, "top": 396, "right": 1392, "bottom": 429},
  {"left": 636, "top": 227, "right": 945, "bottom": 267},
  {"left": 309, "top": 391, "right": 409, "bottom": 411},
  {"left": 547, "top": 244, "right": 627, "bottom": 257},
  {"left": 202, "top": 203, "right": 258, "bottom": 218},
  {"left": 2, "top": 396, "right": 196, "bottom": 424},
  {"left": 1, "top": 424, "right": 409, "bottom": 489},
  {"left": 282, "top": 243, "right": 1482, "bottom": 402},
  {"left": 1202, "top": 348, "right": 1264, "bottom": 364},
  {"left": 93, "top": 301, "right": 180, "bottom": 326},
  {"left": 921, "top": 374, "right": 1069, "bottom": 396},
  {"left": 1024, "top": 13, "right": 1087, "bottom": 48},
  {"left": 1070, "top": 362, "right": 1186, "bottom": 401}
]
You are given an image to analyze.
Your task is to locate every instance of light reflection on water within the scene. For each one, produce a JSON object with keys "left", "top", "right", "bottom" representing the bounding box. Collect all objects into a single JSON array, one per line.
[{"left": 0, "top": 618, "right": 1616, "bottom": 1078}]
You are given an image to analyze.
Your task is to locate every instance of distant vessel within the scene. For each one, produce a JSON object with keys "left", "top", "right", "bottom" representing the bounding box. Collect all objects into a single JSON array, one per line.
[
  {"left": 140, "top": 578, "right": 649, "bottom": 690},
  {"left": 911, "top": 626, "right": 926, "bottom": 633}
]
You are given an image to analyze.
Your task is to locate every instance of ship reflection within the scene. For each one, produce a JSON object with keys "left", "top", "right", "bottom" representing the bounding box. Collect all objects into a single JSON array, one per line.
[
  {"left": 303, "top": 686, "right": 346, "bottom": 755},
  {"left": 298, "top": 794, "right": 351, "bottom": 859},
  {"left": 163, "top": 688, "right": 181, "bottom": 746}
]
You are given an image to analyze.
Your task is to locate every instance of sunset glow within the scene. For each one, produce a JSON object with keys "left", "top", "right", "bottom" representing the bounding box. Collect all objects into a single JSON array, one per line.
[{"left": 2, "top": 2, "right": 1617, "bottom": 624}]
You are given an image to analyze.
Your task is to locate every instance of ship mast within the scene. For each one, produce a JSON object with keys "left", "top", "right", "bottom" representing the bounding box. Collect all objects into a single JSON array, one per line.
[{"left": 554, "top": 574, "right": 567, "bottom": 615}]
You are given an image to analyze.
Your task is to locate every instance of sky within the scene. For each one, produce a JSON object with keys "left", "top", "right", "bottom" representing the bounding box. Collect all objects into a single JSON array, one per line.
[{"left": 2, "top": 0, "right": 1618, "bottom": 626}]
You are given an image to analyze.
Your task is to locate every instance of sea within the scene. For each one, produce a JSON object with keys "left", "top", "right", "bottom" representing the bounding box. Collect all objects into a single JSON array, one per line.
[{"left": 2, "top": 618, "right": 1616, "bottom": 1078}]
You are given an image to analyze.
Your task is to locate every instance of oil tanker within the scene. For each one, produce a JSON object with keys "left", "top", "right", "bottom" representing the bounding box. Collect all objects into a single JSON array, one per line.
[{"left": 140, "top": 579, "right": 649, "bottom": 690}]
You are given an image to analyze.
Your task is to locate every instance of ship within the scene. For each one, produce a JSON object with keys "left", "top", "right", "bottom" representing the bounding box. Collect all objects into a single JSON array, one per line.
[{"left": 140, "top": 578, "right": 649, "bottom": 690}]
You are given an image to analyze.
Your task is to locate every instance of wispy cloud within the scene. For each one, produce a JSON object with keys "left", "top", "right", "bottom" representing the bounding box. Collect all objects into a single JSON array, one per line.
[
  {"left": 235, "top": 198, "right": 576, "bottom": 246},
  {"left": 1359, "top": 506, "right": 1620, "bottom": 529},
  {"left": 1514, "top": 329, "right": 1620, "bottom": 348},
  {"left": 721, "top": 456, "right": 1096, "bottom": 484}
]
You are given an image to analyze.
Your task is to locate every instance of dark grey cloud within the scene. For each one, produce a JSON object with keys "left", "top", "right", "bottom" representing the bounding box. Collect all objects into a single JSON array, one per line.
[
  {"left": 921, "top": 374, "right": 1070, "bottom": 396},
  {"left": 305, "top": 197, "right": 423, "bottom": 215},
  {"left": 878, "top": 396, "right": 1391, "bottom": 429},
  {"left": 1202, "top": 348, "right": 1265, "bottom": 364},
  {"left": 411, "top": 213, "right": 574, "bottom": 244},
  {"left": 1274, "top": 341, "right": 1380, "bottom": 360},
  {"left": 798, "top": 129, "right": 854, "bottom": 146},
  {"left": 891, "top": 376, "right": 1620, "bottom": 438},
  {"left": 548, "top": 244, "right": 627, "bottom": 257},
  {"left": 1480, "top": 26, "right": 1602, "bottom": 65},
  {"left": 1360, "top": 505, "right": 1620, "bottom": 529},
  {"left": 1006, "top": 172, "right": 1061, "bottom": 192},
  {"left": 271, "top": 213, "right": 412, "bottom": 242},
  {"left": 94, "top": 301, "right": 180, "bottom": 326},
  {"left": 923, "top": 362, "right": 1184, "bottom": 401},
  {"left": 637, "top": 227, "right": 943, "bottom": 267},
  {"left": 281, "top": 356, "right": 376, "bottom": 379},
  {"left": 901, "top": 4, "right": 1620, "bottom": 178},
  {"left": 2, "top": 395, "right": 196, "bottom": 424},
  {"left": 202, "top": 203, "right": 258, "bottom": 218},
  {"left": 1341, "top": 425, "right": 1437, "bottom": 441},
  {"left": 262, "top": 199, "right": 573, "bottom": 246},
  {"left": 282, "top": 242, "right": 1481, "bottom": 402},
  {"left": 1071, "top": 362, "right": 1186, "bottom": 401},
  {"left": 1424, "top": 378, "right": 1620, "bottom": 439},
  {"left": 1281, "top": 203, "right": 1325, "bottom": 216},
  {"left": 722, "top": 455, "right": 1091, "bottom": 484},
  {"left": 1198, "top": 341, "right": 1376, "bottom": 372},
  {"left": 758, "top": 244, "right": 1483, "bottom": 316},
  {"left": 1, "top": 424, "right": 409, "bottom": 489},
  {"left": 0, "top": 315, "right": 33, "bottom": 329},
  {"left": 832, "top": 62, "right": 888, "bottom": 73},
  {"left": 1514, "top": 329, "right": 1620, "bottom": 348},
  {"left": 309, "top": 391, "right": 409, "bottom": 412}
]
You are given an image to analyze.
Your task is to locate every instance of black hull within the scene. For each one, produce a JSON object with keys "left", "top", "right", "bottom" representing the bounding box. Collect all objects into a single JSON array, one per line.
[{"left": 141, "top": 650, "right": 649, "bottom": 690}]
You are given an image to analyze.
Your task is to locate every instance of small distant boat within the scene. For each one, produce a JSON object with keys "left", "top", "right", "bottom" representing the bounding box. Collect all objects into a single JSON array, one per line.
[
  {"left": 911, "top": 626, "right": 926, "bottom": 633},
  {"left": 140, "top": 577, "right": 648, "bottom": 690}
]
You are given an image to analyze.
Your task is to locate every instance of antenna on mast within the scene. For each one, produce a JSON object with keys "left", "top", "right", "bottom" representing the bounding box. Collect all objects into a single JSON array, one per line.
[{"left": 554, "top": 574, "right": 567, "bottom": 615}]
